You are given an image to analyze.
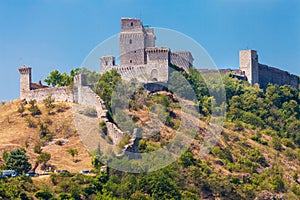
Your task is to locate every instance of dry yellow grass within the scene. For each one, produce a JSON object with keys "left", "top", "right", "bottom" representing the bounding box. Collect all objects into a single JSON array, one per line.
[{"left": 0, "top": 100, "right": 93, "bottom": 173}]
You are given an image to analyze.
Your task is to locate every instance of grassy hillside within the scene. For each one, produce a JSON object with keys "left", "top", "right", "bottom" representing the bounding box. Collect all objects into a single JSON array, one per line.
[
  {"left": 0, "top": 68, "right": 300, "bottom": 199},
  {"left": 0, "top": 100, "right": 93, "bottom": 173}
]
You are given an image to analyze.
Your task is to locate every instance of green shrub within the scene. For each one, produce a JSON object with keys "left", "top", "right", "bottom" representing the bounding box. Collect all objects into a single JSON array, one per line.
[
  {"left": 117, "top": 135, "right": 131, "bottom": 149},
  {"left": 28, "top": 100, "right": 41, "bottom": 116},
  {"left": 82, "top": 107, "right": 97, "bottom": 118},
  {"left": 25, "top": 116, "right": 36, "bottom": 128},
  {"left": 43, "top": 95, "right": 55, "bottom": 114},
  {"left": 99, "top": 121, "right": 107, "bottom": 135},
  {"left": 34, "top": 143, "right": 42, "bottom": 154},
  {"left": 35, "top": 190, "right": 52, "bottom": 200}
]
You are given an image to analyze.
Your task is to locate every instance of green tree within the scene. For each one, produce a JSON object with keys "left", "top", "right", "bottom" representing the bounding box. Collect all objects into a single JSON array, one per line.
[
  {"left": 37, "top": 152, "right": 51, "bottom": 170},
  {"left": 35, "top": 190, "right": 52, "bottom": 200},
  {"left": 96, "top": 69, "right": 121, "bottom": 113},
  {"left": 43, "top": 95, "right": 55, "bottom": 114},
  {"left": 179, "top": 149, "right": 196, "bottom": 168},
  {"left": 5, "top": 149, "right": 32, "bottom": 174},
  {"left": 67, "top": 148, "right": 78, "bottom": 162},
  {"left": 17, "top": 104, "right": 25, "bottom": 117},
  {"left": 28, "top": 99, "right": 41, "bottom": 116},
  {"left": 44, "top": 68, "right": 81, "bottom": 87}
]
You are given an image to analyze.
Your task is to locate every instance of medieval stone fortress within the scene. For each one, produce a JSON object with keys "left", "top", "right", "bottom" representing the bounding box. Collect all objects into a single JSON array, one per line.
[
  {"left": 100, "top": 18, "right": 194, "bottom": 83},
  {"left": 18, "top": 17, "right": 299, "bottom": 106},
  {"left": 17, "top": 17, "right": 299, "bottom": 154}
]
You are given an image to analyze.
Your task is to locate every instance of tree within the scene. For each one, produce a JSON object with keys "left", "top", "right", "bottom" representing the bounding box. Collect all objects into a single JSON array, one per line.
[
  {"left": 28, "top": 99, "right": 41, "bottom": 116},
  {"left": 17, "top": 104, "right": 25, "bottom": 117},
  {"left": 44, "top": 70, "right": 63, "bottom": 86},
  {"left": 96, "top": 70, "right": 121, "bottom": 113},
  {"left": 5, "top": 149, "right": 32, "bottom": 174},
  {"left": 179, "top": 149, "right": 196, "bottom": 168},
  {"left": 67, "top": 149, "right": 78, "bottom": 162},
  {"left": 43, "top": 95, "right": 55, "bottom": 114},
  {"left": 37, "top": 152, "right": 51, "bottom": 170},
  {"left": 44, "top": 68, "right": 81, "bottom": 87}
]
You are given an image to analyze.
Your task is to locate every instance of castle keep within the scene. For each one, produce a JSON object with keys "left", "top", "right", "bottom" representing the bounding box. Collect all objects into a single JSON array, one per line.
[{"left": 100, "top": 18, "right": 194, "bottom": 82}]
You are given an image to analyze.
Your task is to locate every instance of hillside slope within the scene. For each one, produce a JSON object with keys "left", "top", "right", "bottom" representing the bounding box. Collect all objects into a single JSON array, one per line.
[{"left": 0, "top": 100, "right": 93, "bottom": 173}]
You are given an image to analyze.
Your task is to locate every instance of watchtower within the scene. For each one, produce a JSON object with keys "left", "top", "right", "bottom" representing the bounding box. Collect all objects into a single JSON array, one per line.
[
  {"left": 100, "top": 56, "right": 116, "bottom": 73},
  {"left": 18, "top": 66, "right": 32, "bottom": 99},
  {"left": 239, "top": 50, "right": 259, "bottom": 84}
]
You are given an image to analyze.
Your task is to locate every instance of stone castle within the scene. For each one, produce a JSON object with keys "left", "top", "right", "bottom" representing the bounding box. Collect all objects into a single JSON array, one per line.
[
  {"left": 18, "top": 18, "right": 299, "bottom": 105},
  {"left": 17, "top": 17, "right": 299, "bottom": 154},
  {"left": 100, "top": 18, "right": 194, "bottom": 83},
  {"left": 99, "top": 18, "right": 298, "bottom": 90}
]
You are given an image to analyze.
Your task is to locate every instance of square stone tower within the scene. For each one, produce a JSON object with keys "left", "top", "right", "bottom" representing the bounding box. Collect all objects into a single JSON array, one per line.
[
  {"left": 239, "top": 50, "right": 259, "bottom": 84},
  {"left": 100, "top": 56, "right": 116, "bottom": 73},
  {"left": 119, "top": 18, "right": 155, "bottom": 66},
  {"left": 18, "top": 66, "right": 32, "bottom": 99}
]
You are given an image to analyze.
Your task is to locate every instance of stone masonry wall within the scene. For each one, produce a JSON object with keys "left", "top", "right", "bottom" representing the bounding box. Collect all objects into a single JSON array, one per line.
[
  {"left": 23, "top": 87, "right": 73, "bottom": 103},
  {"left": 258, "top": 64, "right": 299, "bottom": 89},
  {"left": 75, "top": 79, "right": 126, "bottom": 145},
  {"left": 170, "top": 51, "right": 193, "bottom": 71}
]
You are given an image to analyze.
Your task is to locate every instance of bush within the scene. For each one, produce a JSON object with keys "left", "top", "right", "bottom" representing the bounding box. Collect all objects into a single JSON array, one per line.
[
  {"left": 25, "top": 116, "right": 36, "bottom": 128},
  {"left": 82, "top": 107, "right": 97, "bottom": 118},
  {"left": 43, "top": 95, "right": 55, "bottom": 114},
  {"left": 271, "top": 136, "right": 282, "bottom": 151},
  {"left": 34, "top": 144, "right": 42, "bottom": 154},
  {"left": 35, "top": 190, "right": 52, "bottom": 200},
  {"left": 28, "top": 100, "right": 41, "bottom": 116},
  {"left": 17, "top": 104, "right": 25, "bottom": 117},
  {"left": 117, "top": 135, "right": 131, "bottom": 149},
  {"left": 179, "top": 149, "right": 196, "bottom": 167},
  {"left": 211, "top": 146, "right": 233, "bottom": 163},
  {"left": 240, "top": 112, "right": 265, "bottom": 127},
  {"left": 99, "top": 121, "right": 107, "bottom": 135}
]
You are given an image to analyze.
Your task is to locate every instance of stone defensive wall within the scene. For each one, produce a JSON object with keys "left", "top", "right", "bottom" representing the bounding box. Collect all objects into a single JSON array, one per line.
[
  {"left": 258, "top": 64, "right": 299, "bottom": 90},
  {"left": 170, "top": 51, "right": 193, "bottom": 71},
  {"left": 73, "top": 75, "right": 126, "bottom": 145},
  {"left": 21, "top": 72, "right": 127, "bottom": 145},
  {"left": 22, "top": 86, "right": 73, "bottom": 103},
  {"left": 76, "top": 85, "right": 126, "bottom": 145},
  {"left": 198, "top": 68, "right": 247, "bottom": 81}
]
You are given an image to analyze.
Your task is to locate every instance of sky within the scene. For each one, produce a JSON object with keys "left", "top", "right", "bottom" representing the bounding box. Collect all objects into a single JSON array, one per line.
[{"left": 0, "top": 0, "right": 300, "bottom": 101}]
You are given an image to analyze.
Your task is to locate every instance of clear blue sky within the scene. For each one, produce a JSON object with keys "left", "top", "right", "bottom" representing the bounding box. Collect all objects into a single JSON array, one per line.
[{"left": 1, "top": 0, "right": 300, "bottom": 101}]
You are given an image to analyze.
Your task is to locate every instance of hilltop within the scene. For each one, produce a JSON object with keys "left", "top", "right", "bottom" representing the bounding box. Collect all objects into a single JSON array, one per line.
[{"left": 0, "top": 68, "right": 300, "bottom": 199}]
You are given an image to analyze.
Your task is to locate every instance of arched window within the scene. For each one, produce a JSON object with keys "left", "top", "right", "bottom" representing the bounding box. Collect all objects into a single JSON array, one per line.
[
  {"left": 129, "top": 39, "right": 132, "bottom": 44},
  {"left": 130, "top": 60, "right": 132, "bottom": 63},
  {"left": 131, "top": 22, "right": 133, "bottom": 26}
]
